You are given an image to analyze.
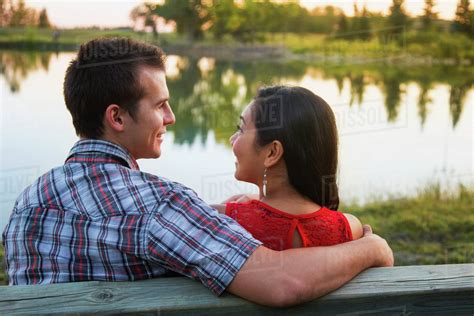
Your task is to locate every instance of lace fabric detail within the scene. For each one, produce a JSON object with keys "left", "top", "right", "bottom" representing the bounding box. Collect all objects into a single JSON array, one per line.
[{"left": 226, "top": 200, "right": 352, "bottom": 251}]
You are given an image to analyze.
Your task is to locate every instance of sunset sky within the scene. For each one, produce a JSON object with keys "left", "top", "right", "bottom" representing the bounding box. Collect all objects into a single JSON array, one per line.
[{"left": 25, "top": 0, "right": 460, "bottom": 29}]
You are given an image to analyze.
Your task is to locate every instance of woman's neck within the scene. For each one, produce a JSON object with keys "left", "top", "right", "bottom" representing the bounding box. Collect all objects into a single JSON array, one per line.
[{"left": 259, "top": 175, "right": 321, "bottom": 215}]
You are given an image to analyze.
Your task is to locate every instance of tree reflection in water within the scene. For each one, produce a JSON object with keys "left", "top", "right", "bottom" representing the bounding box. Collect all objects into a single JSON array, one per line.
[
  {"left": 449, "top": 82, "right": 471, "bottom": 128},
  {"left": 0, "top": 51, "right": 54, "bottom": 93},
  {"left": 1, "top": 50, "right": 472, "bottom": 145},
  {"left": 167, "top": 57, "right": 309, "bottom": 145}
]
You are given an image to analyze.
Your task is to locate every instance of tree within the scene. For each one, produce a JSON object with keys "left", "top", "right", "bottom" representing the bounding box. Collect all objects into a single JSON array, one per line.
[
  {"left": 350, "top": 3, "right": 372, "bottom": 40},
  {"left": 387, "top": 0, "right": 409, "bottom": 35},
  {"left": 154, "top": 0, "right": 210, "bottom": 41},
  {"left": 0, "top": 0, "right": 13, "bottom": 27},
  {"left": 453, "top": 0, "right": 473, "bottom": 36},
  {"left": 335, "top": 13, "right": 349, "bottom": 39},
  {"left": 8, "top": 0, "right": 38, "bottom": 27},
  {"left": 351, "top": 3, "right": 361, "bottom": 39},
  {"left": 208, "top": 0, "right": 239, "bottom": 40},
  {"left": 130, "top": 4, "right": 142, "bottom": 28},
  {"left": 309, "top": 5, "right": 341, "bottom": 34},
  {"left": 130, "top": 3, "right": 160, "bottom": 39},
  {"left": 38, "top": 8, "right": 51, "bottom": 28},
  {"left": 259, "top": 0, "right": 284, "bottom": 34},
  {"left": 358, "top": 5, "right": 372, "bottom": 40},
  {"left": 2, "top": 0, "right": 48, "bottom": 27},
  {"left": 219, "top": 0, "right": 267, "bottom": 43},
  {"left": 9, "top": 0, "right": 27, "bottom": 26},
  {"left": 422, "top": 0, "right": 438, "bottom": 29}
]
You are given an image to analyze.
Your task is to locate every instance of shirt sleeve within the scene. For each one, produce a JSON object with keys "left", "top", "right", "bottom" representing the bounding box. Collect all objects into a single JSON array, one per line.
[{"left": 144, "top": 186, "right": 262, "bottom": 296}]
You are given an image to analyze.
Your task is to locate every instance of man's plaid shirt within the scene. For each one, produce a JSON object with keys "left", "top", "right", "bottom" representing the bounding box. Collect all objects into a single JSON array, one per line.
[{"left": 2, "top": 139, "right": 261, "bottom": 295}]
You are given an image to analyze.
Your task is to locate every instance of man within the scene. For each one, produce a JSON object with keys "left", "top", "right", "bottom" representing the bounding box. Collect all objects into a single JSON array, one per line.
[{"left": 2, "top": 38, "right": 393, "bottom": 307}]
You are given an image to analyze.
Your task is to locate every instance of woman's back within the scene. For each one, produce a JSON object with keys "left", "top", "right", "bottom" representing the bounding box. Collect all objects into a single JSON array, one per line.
[{"left": 226, "top": 200, "right": 360, "bottom": 251}]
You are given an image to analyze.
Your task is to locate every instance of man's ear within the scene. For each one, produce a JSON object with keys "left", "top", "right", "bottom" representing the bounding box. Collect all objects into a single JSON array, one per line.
[
  {"left": 104, "top": 104, "right": 126, "bottom": 132},
  {"left": 263, "top": 140, "right": 284, "bottom": 168}
]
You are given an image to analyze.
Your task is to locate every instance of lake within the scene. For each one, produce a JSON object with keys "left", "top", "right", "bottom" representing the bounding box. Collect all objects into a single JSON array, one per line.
[{"left": 0, "top": 50, "right": 472, "bottom": 231}]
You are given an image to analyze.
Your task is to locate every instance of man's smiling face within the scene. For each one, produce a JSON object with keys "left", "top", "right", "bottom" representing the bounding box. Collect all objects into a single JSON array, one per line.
[{"left": 121, "top": 66, "right": 175, "bottom": 159}]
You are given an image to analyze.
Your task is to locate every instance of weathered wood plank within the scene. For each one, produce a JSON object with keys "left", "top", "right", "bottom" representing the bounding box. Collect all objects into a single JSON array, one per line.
[{"left": 0, "top": 264, "right": 473, "bottom": 315}]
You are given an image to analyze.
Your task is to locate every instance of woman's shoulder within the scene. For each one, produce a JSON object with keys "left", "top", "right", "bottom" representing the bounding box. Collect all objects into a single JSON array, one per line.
[
  {"left": 296, "top": 207, "right": 363, "bottom": 241},
  {"left": 341, "top": 212, "right": 363, "bottom": 240}
]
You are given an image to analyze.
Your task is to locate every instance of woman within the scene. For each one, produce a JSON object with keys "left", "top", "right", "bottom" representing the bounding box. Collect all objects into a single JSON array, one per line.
[{"left": 214, "top": 86, "right": 363, "bottom": 250}]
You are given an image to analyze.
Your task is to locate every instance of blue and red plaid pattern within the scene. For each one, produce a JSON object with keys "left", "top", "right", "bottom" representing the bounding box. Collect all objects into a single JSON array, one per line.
[{"left": 2, "top": 139, "right": 261, "bottom": 295}]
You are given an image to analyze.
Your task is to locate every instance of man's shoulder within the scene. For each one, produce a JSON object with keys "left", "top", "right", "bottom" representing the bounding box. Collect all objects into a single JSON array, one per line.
[
  {"left": 131, "top": 170, "right": 198, "bottom": 198},
  {"left": 14, "top": 166, "right": 65, "bottom": 210},
  {"left": 12, "top": 164, "right": 201, "bottom": 217}
]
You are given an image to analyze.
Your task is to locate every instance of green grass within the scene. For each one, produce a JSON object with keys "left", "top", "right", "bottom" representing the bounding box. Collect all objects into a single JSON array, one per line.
[
  {"left": 0, "top": 184, "right": 472, "bottom": 284},
  {"left": 342, "top": 183, "right": 474, "bottom": 265},
  {"left": 266, "top": 32, "right": 402, "bottom": 56},
  {"left": 1, "top": 28, "right": 472, "bottom": 62},
  {"left": 0, "top": 27, "right": 179, "bottom": 49},
  {"left": 265, "top": 31, "right": 474, "bottom": 61}
]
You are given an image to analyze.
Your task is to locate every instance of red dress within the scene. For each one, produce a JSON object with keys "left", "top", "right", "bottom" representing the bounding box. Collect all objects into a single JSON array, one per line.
[{"left": 226, "top": 200, "right": 353, "bottom": 251}]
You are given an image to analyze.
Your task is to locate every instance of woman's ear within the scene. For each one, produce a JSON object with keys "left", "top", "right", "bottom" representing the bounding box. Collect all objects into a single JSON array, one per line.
[
  {"left": 104, "top": 104, "right": 126, "bottom": 132},
  {"left": 264, "top": 140, "right": 284, "bottom": 168}
]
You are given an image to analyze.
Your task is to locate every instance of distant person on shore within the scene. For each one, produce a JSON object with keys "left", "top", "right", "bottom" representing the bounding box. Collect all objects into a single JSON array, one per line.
[
  {"left": 52, "top": 29, "right": 61, "bottom": 42},
  {"left": 212, "top": 86, "right": 363, "bottom": 250},
  {"left": 2, "top": 37, "right": 393, "bottom": 307}
]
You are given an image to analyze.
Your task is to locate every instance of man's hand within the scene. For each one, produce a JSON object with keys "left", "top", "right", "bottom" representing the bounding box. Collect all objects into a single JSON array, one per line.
[
  {"left": 223, "top": 193, "right": 259, "bottom": 203},
  {"left": 362, "top": 224, "right": 394, "bottom": 267},
  {"left": 211, "top": 194, "right": 259, "bottom": 214}
]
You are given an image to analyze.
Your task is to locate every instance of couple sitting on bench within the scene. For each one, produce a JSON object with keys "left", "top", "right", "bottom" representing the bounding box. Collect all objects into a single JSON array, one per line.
[{"left": 2, "top": 38, "right": 393, "bottom": 307}]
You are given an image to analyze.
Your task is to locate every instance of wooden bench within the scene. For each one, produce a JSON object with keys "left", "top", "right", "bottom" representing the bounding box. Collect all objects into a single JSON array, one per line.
[{"left": 1, "top": 264, "right": 473, "bottom": 315}]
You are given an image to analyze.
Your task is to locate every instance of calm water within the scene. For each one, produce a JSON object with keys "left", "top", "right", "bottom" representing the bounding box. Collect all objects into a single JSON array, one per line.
[{"left": 0, "top": 50, "right": 473, "bottom": 230}]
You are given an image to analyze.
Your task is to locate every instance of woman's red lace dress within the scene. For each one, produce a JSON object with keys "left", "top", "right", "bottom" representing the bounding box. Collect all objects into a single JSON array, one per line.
[{"left": 226, "top": 200, "right": 353, "bottom": 251}]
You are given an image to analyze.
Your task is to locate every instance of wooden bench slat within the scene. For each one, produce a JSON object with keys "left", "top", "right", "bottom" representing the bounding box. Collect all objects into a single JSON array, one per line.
[{"left": 1, "top": 264, "right": 473, "bottom": 315}]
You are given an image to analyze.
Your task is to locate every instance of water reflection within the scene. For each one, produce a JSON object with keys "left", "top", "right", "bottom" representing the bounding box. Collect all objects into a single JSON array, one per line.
[
  {"left": 1, "top": 50, "right": 472, "bottom": 143},
  {"left": 450, "top": 82, "right": 471, "bottom": 127},
  {"left": 166, "top": 56, "right": 472, "bottom": 144},
  {"left": 417, "top": 80, "right": 433, "bottom": 128},
  {"left": 0, "top": 51, "right": 55, "bottom": 92},
  {"left": 167, "top": 57, "right": 309, "bottom": 145},
  {"left": 319, "top": 63, "right": 473, "bottom": 127}
]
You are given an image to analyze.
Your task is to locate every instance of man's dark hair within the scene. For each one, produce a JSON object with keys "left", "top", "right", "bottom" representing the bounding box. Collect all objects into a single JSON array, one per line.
[
  {"left": 251, "top": 86, "right": 340, "bottom": 210},
  {"left": 64, "top": 37, "right": 166, "bottom": 138}
]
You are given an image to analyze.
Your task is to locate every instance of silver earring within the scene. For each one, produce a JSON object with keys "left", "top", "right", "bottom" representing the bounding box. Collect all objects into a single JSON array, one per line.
[{"left": 263, "top": 168, "right": 267, "bottom": 197}]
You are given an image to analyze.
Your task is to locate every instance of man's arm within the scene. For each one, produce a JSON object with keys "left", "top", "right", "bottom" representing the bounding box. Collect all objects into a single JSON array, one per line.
[{"left": 227, "top": 225, "right": 393, "bottom": 307}]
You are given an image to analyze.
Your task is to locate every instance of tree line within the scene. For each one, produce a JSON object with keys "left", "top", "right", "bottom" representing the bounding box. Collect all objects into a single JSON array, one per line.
[
  {"left": 131, "top": 0, "right": 473, "bottom": 41},
  {"left": 1, "top": 0, "right": 51, "bottom": 28}
]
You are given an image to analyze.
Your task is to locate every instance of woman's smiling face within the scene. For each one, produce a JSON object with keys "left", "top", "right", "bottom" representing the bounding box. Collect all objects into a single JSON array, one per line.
[{"left": 230, "top": 102, "right": 266, "bottom": 184}]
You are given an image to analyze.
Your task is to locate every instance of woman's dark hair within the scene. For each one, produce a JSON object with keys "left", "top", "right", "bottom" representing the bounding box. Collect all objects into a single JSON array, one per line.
[
  {"left": 251, "top": 86, "right": 339, "bottom": 210},
  {"left": 64, "top": 37, "right": 166, "bottom": 139}
]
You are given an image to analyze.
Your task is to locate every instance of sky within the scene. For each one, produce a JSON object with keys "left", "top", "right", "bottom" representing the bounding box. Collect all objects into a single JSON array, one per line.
[{"left": 25, "top": 0, "right": 460, "bottom": 29}]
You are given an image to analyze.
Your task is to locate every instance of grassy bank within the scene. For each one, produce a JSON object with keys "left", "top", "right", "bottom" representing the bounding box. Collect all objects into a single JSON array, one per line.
[
  {"left": 343, "top": 184, "right": 474, "bottom": 265},
  {"left": 1, "top": 184, "right": 472, "bottom": 284},
  {"left": 1, "top": 28, "right": 472, "bottom": 63},
  {"left": 265, "top": 31, "right": 474, "bottom": 62},
  {"left": 0, "top": 27, "right": 174, "bottom": 51}
]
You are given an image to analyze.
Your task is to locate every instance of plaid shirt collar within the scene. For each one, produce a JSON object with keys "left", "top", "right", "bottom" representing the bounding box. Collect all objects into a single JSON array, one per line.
[{"left": 66, "top": 139, "right": 140, "bottom": 170}]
